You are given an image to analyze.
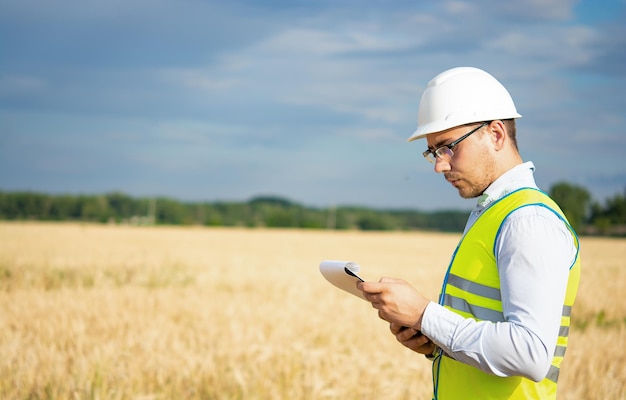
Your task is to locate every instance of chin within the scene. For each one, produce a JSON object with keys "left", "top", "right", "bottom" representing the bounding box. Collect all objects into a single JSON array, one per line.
[
  {"left": 455, "top": 187, "right": 469, "bottom": 198},
  {"left": 458, "top": 189, "right": 481, "bottom": 199}
]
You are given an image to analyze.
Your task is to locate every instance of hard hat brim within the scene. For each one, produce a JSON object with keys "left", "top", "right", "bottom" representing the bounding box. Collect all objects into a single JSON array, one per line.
[{"left": 406, "top": 112, "right": 522, "bottom": 142}]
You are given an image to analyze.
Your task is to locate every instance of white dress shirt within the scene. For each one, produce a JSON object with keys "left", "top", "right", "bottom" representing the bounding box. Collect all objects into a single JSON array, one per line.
[{"left": 421, "top": 161, "right": 578, "bottom": 382}]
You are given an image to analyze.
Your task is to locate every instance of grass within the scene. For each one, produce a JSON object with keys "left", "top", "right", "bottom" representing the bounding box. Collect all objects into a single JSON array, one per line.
[{"left": 0, "top": 222, "right": 624, "bottom": 399}]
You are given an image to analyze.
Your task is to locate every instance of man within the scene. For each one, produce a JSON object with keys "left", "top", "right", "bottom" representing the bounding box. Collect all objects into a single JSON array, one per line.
[{"left": 357, "top": 67, "right": 581, "bottom": 399}]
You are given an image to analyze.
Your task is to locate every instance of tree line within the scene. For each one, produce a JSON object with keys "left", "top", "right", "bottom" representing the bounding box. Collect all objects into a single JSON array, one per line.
[{"left": 0, "top": 182, "right": 624, "bottom": 236}]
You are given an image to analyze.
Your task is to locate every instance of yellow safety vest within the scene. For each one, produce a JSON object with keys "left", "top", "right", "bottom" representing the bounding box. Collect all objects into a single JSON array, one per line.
[{"left": 432, "top": 188, "right": 581, "bottom": 399}]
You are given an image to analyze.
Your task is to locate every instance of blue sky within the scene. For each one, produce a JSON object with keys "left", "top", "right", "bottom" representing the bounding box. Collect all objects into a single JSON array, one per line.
[{"left": 1, "top": 0, "right": 625, "bottom": 211}]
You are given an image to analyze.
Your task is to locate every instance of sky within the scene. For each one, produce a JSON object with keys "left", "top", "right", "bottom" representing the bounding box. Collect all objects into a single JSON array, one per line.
[{"left": 1, "top": 0, "right": 625, "bottom": 211}]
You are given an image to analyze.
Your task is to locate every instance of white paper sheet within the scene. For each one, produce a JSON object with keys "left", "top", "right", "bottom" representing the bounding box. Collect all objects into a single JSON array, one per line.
[{"left": 319, "top": 260, "right": 366, "bottom": 300}]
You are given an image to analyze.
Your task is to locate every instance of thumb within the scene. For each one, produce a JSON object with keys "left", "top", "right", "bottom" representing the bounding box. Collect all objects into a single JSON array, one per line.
[{"left": 379, "top": 276, "right": 406, "bottom": 284}]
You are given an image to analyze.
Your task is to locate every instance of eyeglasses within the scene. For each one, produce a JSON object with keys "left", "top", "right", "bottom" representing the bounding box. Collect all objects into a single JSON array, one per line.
[{"left": 422, "top": 121, "right": 490, "bottom": 164}]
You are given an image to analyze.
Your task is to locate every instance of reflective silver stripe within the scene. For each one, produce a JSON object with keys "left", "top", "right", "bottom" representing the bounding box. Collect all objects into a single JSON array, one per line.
[
  {"left": 546, "top": 365, "right": 560, "bottom": 383},
  {"left": 443, "top": 294, "right": 506, "bottom": 322},
  {"left": 559, "top": 325, "right": 569, "bottom": 337},
  {"left": 554, "top": 345, "right": 567, "bottom": 358},
  {"left": 562, "top": 305, "right": 572, "bottom": 317},
  {"left": 447, "top": 273, "right": 502, "bottom": 301}
]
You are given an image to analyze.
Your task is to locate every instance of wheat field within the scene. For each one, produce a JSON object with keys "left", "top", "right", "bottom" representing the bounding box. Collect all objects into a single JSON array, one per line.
[{"left": 0, "top": 222, "right": 624, "bottom": 399}]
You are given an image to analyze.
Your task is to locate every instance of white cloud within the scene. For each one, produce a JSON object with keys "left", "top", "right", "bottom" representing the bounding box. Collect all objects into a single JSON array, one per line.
[{"left": 485, "top": 26, "right": 599, "bottom": 67}]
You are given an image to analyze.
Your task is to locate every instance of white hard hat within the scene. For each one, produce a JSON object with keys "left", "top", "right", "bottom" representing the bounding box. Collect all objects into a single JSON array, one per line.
[{"left": 407, "top": 67, "right": 522, "bottom": 142}]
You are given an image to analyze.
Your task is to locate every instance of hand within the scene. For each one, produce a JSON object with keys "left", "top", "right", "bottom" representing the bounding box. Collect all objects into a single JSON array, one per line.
[
  {"left": 357, "top": 277, "right": 430, "bottom": 330},
  {"left": 390, "top": 322, "right": 435, "bottom": 355}
]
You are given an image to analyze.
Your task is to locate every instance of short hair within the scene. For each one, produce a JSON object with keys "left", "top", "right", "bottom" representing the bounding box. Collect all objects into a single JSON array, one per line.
[{"left": 502, "top": 119, "right": 518, "bottom": 150}]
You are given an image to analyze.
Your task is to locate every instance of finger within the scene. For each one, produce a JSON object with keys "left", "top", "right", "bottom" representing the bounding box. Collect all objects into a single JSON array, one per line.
[
  {"left": 362, "top": 292, "right": 379, "bottom": 303},
  {"left": 397, "top": 327, "right": 416, "bottom": 340},
  {"left": 390, "top": 323, "right": 413, "bottom": 335},
  {"left": 399, "top": 334, "right": 431, "bottom": 349},
  {"left": 358, "top": 282, "right": 384, "bottom": 294},
  {"left": 396, "top": 327, "right": 423, "bottom": 341},
  {"left": 389, "top": 322, "right": 404, "bottom": 334},
  {"left": 416, "top": 341, "right": 436, "bottom": 355}
]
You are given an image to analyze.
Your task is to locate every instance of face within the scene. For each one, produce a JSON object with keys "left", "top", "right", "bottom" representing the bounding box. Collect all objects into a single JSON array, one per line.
[{"left": 425, "top": 123, "right": 496, "bottom": 199}]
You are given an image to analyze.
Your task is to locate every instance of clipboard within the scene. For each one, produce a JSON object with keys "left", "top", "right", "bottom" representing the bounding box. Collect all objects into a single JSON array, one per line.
[{"left": 319, "top": 260, "right": 366, "bottom": 300}]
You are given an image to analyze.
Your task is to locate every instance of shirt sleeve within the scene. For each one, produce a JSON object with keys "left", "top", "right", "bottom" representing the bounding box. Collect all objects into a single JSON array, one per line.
[{"left": 421, "top": 205, "right": 577, "bottom": 381}]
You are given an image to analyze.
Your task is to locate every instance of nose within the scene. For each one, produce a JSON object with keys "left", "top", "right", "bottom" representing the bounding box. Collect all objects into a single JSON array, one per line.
[{"left": 434, "top": 156, "right": 451, "bottom": 173}]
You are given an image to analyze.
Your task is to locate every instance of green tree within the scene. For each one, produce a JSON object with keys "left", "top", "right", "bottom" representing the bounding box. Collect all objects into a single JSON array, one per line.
[
  {"left": 106, "top": 192, "right": 136, "bottom": 220},
  {"left": 602, "top": 189, "right": 626, "bottom": 225},
  {"left": 155, "top": 197, "right": 189, "bottom": 225},
  {"left": 549, "top": 182, "right": 591, "bottom": 232},
  {"left": 589, "top": 188, "right": 626, "bottom": 235}
]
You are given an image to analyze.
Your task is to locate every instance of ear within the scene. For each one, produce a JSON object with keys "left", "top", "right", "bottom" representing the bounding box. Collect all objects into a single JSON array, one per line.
[{"left": 488, "top": 120, "right": 507, "bottom": 151}]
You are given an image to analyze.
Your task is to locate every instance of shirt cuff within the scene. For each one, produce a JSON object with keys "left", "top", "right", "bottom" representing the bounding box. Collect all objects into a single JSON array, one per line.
[{"left": 421, "top": 302, "right": 464, "bottom": 350}]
